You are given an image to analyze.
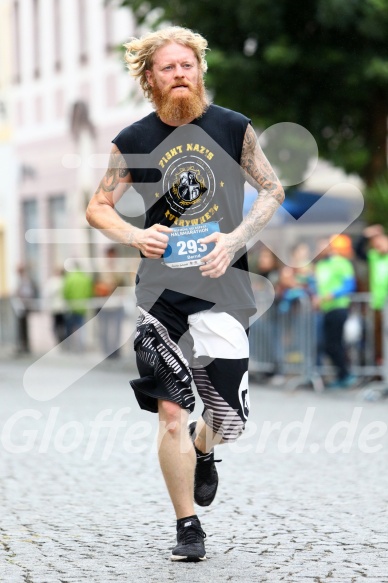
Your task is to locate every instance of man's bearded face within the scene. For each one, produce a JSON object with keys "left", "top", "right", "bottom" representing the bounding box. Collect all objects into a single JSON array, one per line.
[{"left": 150, "top": 73, "right": 208, "bottom": 123}]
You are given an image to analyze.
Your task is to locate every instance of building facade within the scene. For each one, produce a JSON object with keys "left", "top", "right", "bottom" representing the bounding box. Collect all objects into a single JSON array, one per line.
[{"left": 0, "top": 0, "right": 149, "bottom": 297}]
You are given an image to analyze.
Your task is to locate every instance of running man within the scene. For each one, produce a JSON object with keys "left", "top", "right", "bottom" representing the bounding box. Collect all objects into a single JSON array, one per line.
[{"left": 86, "top": 26, "right": 284, "bottom": 561}]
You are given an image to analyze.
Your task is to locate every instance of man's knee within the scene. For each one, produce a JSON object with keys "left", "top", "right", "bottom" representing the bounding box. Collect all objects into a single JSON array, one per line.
[{"left": 158, "top": 400, "right": 188, "bottom": 435}]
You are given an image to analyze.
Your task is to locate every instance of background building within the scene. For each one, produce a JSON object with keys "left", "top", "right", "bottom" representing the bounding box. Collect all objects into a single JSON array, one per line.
[
  {"left": 0, "top": 0, "right": 17, "bottom": 297},
  {"left": 0, "top": 0, "right": 149, "bottom": 298}
]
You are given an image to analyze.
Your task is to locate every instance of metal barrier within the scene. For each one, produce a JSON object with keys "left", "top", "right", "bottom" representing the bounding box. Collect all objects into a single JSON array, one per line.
[
  {"left": 249, "top": 291, "right": 387, "bottom": 392},
  {"left": 0, "top": 293, "right": 137, "bottom": 356},
  {"left": 2, "top": 290, "right": 387, "bottom": 397}
]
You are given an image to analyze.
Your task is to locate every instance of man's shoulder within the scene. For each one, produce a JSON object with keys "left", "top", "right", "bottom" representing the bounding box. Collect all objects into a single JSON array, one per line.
[
  {"left": 113, "top": 112, "right": 157, "bottom": 144},
  {"left": 206, "top": 104, "right": 250, "bottom": 125},
  {"left": 117, "top": 112, "right": 157, "bottom": 133}
]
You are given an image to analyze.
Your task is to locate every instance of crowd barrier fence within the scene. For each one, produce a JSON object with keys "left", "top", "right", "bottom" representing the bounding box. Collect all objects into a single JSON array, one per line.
[
  {"left": 249, "top": 291, "right": 388, "bottom": 393},
  {"left": 1, "top": 293, "right": 387, "bottom": 397}
]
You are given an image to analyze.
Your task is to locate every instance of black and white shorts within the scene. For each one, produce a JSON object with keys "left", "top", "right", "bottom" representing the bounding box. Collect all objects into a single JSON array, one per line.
[{"left": 130, "top": 300, "right": 250, "bottom": 442}]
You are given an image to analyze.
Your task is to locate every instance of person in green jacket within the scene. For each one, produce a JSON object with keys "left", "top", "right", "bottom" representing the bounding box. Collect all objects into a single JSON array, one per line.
[
  {"left": 313, "top": 238, "right": 357, "bottom": 388},
  {"left": 355, "top": 224, "right": 388, "bottom": 364},
  {"left": 63, "top": 262, "right": 93, "bottom": 348}
]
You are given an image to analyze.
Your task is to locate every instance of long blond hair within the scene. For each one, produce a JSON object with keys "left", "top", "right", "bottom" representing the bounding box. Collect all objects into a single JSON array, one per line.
[{"left": 124, "top": 27, "right": 208, "bottom": 99}]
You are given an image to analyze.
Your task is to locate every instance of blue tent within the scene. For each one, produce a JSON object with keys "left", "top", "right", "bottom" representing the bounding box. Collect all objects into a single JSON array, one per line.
[{"left": 243, "top": 187, "right": 361, "bottom": 224}]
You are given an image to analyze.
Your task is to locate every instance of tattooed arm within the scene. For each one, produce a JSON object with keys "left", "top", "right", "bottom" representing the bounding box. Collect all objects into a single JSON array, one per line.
[
  {"left": 86, "top": 144, "right": 171, "bottom": 257},
  {"left": 235, "top": 123, "right": 285, "bottom": 244},
  {"left": 199, "top": 124, "right": 284, "bottom": 278}
]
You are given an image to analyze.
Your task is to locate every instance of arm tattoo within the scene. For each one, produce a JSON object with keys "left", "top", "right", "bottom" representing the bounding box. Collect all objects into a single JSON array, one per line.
[
  {"left": 240, "top": 124, "right": 284, "bottom": 202},
  {"left": 229, "top": 124, "right": 285, "bottom": 253},
  {"left": 96, "top": 145, "right": 130, "bottom": 194},
  {"left": 119, "top": 167, "right": 130, "bottom": 178}
]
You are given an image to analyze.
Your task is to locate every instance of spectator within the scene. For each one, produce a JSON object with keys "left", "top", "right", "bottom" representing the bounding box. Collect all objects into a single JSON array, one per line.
[
  {"left": 276, "top": 266, "right": 309, "bottom": 314},
  {"left": 13, "top": 265, "right": 37, "bottom": 354},
  {"left": 289, "top": 242, "right": 326, "bottom": 367},
  {"left": 94, "top": 246, "right": 127, "bottom": 359},
  {"left": 255, "top": 247, "right": 280, "bottom": 288},
  {"left": 313, "top": 238, "right": 357, "bottom": 389},
  {"left": 330, "top": 234, "right": 354, "bottom": 261},
  {"left": 272, "top": 266, "right": 310, "bottom": 383},
  {"left": 63, "top": 262, "right": 93, "bottom": 350},
  {"left": 355, "top": 224, "right": 388, "bottom": 364},
  {"left": 45, "top": 267, "right": 67, "bottom": 345},
  {"left": 290, "top": 242, "right": 315, "bottom": 295},
  {"left": 250, "top": 247, "right": 281, "bottom": 381}
]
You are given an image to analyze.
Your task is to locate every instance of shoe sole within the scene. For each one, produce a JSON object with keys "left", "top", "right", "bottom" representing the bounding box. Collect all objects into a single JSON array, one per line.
[
  {"left": 171, "top": 554, "right": 206, "bottom": 562},
  {"left": 195, "top": 491, "right": 218, "bottom": 507}
]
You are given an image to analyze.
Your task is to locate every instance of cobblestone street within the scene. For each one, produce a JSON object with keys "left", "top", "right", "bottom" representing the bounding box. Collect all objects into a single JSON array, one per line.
[{"left": 1, "top": 354, "right": 387, "bottom": 582}]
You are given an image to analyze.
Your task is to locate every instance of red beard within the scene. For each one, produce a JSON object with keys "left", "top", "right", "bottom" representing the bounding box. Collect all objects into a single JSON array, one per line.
[{"left": 151, "top": 76, "right": 208, "bottom": 124}]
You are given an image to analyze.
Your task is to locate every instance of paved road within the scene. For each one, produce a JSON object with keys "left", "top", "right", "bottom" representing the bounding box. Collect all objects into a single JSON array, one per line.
[{"left": 1, "top": 354, "right": 388, "bottom": 582}]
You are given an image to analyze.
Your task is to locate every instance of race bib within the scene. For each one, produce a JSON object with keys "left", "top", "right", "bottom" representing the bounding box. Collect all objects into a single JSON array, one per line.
[{"left": 163, "top": 222, "right": 220, "bottom": 268}]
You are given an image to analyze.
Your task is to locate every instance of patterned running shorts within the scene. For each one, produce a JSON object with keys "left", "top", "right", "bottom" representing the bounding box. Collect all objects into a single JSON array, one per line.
[{"left": 130, "top": 300, "right": 250, "bottom": 442}]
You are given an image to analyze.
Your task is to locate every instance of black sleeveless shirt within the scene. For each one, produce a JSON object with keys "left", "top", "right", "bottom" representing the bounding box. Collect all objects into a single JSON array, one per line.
[{"left": 112, "top": 104, "right": 256, "bottom": 318}]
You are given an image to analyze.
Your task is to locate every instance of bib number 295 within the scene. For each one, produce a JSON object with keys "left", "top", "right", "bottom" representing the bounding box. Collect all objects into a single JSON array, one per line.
[{"left": 177, "top": 239, "right": 207, "bottom": 255}]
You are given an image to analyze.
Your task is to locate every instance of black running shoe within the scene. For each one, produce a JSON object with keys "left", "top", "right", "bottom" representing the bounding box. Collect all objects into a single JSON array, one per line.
[
  {"left": 171, "top": 517, "right": 207, "bottom": 562},
  {"left": 188, "top": 421, "right": 221, "bottom": 507}
]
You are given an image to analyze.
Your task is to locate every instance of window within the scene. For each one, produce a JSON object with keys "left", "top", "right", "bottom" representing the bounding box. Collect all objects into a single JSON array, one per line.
[
  {"left": 35, "top": 95, "right": 43, "bottom": 124},
  {"left": 22, "top": 199, "right": 40, "bottom": 291},
  {"left": 54, "top": 89, "right": 65, "bottom": 119},
  {"left": 13, "top": 1, "right": 21, "bottom": 83},
  {"left": 78, "top": 0, "right": 88, "bottom": 65},
  {"left": 53, "top": 0, "right": 62, "bottom": 71},
  {"left": 32, "top": 0, "right": 40, "bottom": 78},
  {"left": 47, "top": 195, "right": 67, "bottom": 271},
  {"left": 104, "top": 4, "right": 114, "bottom": 54}
]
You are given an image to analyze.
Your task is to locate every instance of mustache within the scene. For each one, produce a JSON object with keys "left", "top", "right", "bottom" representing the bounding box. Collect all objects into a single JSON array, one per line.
[{"left": 165, "top": 80, "right": 194, "bottom": 92}]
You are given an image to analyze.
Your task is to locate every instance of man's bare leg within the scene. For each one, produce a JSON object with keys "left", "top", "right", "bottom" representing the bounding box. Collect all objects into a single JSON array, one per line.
[{"left": 157, "top": 399, "right": 196, "bottom": 519}]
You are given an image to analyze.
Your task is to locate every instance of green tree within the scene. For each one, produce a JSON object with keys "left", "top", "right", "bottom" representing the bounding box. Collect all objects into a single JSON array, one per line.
[
  {"left": 117, "top": 0, "right": 388, "bottom": 208},
  {"left": 365, "top": 172, "right": 388, "bottom": 231}
]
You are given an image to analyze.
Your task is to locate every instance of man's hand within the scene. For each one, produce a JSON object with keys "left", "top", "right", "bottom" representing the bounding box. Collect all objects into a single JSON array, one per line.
[
  {"left": 198, "top": 232, "right": 237, "bottom": 278},
  {"left": 130, "top": 224, "right": 172, "bottom": 258}
]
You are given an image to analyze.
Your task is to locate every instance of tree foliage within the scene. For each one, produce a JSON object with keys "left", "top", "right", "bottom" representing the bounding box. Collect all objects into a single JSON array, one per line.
[
  {"left": 365, "top": 172, "right": 388, "bottom": 231},
  {"left": 117, "top": 0, "right": 388, "bottom": 192}
]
